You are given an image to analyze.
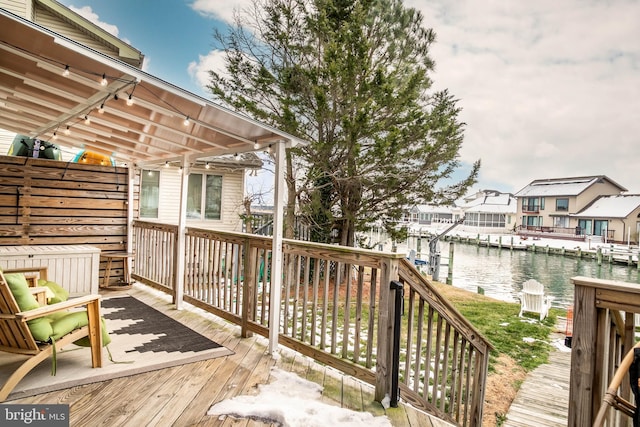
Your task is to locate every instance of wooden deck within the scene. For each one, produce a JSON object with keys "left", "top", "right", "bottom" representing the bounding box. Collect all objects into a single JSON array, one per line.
[
  {"left": 8, "top": 285, "right": 446, "bottom": 427},
  {"left": 503, "top": 337, "right": 571, "bottom": 427}
]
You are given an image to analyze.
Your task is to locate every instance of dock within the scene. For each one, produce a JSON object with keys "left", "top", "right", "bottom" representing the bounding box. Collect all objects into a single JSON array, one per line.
[{"left": 503, "top": 334, "right": 571, "bottom": 426}]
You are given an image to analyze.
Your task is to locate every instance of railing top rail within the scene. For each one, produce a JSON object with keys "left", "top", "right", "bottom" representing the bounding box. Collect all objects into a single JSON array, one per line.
[
  {"left": 133, "top": 220, "right": 179, "bottom": 233},
  {"left": 572, "top": 276, "right": 640, "bottom": 294},
  {"left": 283, "top": 239, "right": 406, "bottom": 260},
  {"left": 186, "top": 226, "right": 274, "bottom": 246}
]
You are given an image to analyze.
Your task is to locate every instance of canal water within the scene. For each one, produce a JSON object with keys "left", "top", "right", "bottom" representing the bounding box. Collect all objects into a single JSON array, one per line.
[{"left": 404, "top": 237, "right": 640, "bottom": 308}]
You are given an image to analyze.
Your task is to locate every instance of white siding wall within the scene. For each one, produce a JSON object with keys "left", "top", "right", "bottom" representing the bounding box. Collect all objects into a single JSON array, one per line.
[
  {"left": 150, "top": 167, "right": 246, "bottom": 232},
  {"left": 0, "top": 0, "right": 31, "bottom": 18},
  {"left": 33, "top": 6, "right": 122, "bottom": 58}
]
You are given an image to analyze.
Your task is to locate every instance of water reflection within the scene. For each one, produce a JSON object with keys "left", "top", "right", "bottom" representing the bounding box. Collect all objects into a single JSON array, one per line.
[{"left": 405, "top": 237, "right": 640, "bottom": 308}]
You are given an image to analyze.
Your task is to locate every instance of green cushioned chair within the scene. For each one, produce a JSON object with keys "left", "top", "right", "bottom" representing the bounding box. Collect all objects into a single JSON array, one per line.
[{"left": 0, "top": 269, "right": 107, "bottom": 401}]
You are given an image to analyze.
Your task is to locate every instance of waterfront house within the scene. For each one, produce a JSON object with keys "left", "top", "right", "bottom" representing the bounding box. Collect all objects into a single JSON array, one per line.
[
  {"left": 571, "top": 194, "right": 640, "bottom": 245},
  {"left": 403, "top": 204, "right": 458, "bottom": 224},
  {"left": 457, "top": 190, "right": 517, "bottom": 234},
  {"left": 514, "top": 175, "right": 627, "bottom": 241}
]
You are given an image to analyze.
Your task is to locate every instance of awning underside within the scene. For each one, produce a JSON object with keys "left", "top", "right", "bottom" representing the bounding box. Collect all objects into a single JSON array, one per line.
[{"left": 0, "top": 10, "right": 298, "bottom": 166}]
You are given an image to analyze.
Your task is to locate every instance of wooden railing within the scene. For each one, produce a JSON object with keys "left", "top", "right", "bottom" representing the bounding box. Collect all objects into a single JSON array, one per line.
[
  {"left": 131, "top": 220, "right": 491, "bottom": 426},
  {"left": 397, "top": 260, "right": 491, "bottom": 425},
  {"left": 569, "top": 276, "right": 640, "bottom": 426}
]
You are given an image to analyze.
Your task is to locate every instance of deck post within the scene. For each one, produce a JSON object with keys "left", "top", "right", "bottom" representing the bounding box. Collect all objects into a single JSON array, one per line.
[
  {"left": 375, "top": 257, "right": 400, "bottom": 402},
  {"left": 268, "top": 140, "right": 287, "bottom": 354},
  {"left": 568, "top": 281, "right": 598, "bottom": 426},
  {"left": 174, "top": 157, "right": 189, "bottom": 309},
  {"left": 241, "top": 237, "right": 256, "bottom": 338}
]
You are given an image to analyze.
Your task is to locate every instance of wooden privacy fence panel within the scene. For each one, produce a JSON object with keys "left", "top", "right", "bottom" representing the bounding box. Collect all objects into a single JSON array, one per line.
[
  {"left": 0, "top": 155, "right": 129, "bottom": 286},
  {"left": 131, "top": 222, "right": 491, "bottom": 427}
]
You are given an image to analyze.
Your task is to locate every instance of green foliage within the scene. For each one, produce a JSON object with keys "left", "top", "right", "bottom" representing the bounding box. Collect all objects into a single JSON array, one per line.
[
  {"left": 209, "top": 0, "right": 480, "bottom": 246},
  {"left": 452, "top": 300, "right": 556, "bottom": 372}
]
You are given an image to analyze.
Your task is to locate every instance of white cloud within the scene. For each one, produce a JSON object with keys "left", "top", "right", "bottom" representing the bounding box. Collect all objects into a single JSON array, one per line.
[
  {"left": 405, "top": 0, "right": 640, "bottom": 193},
  {"left": 181, "top": 0, "right": 640, "bottom": 194},
  {"left": 68, "top": 5, "right": 120, "bottom": 37},
  {"left": 189, "top": 0, "right": 253, "bottom": 23},
  {"left": 187, "top": 50, "right": 228, "bottom": 92}
]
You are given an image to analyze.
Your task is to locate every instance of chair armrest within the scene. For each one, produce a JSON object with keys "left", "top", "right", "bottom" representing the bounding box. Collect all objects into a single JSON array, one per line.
[
  {"left": 16, "top": 294, "right": 102, "bottom": 322},
  {"left": 3, "top": 266, "right": 48, "bottom": 282}
]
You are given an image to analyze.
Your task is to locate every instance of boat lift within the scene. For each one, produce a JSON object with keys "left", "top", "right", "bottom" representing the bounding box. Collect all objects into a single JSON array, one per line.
[{"left": 428, "top": 217, "right": 464, "bottom": 281}]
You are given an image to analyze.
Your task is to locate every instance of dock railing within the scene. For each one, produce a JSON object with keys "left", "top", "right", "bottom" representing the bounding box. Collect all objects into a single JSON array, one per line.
[
  {"left": 569, "top": 276, "right": 640, "bottom": 426},
  {"left": 131, "top": 220, "right": 491, "bottom": 426}
]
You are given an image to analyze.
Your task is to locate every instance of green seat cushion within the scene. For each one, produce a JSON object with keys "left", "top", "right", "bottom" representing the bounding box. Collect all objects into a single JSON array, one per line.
[
  {"left": 28, "top": 310, "right": 111, "bottom": 346},
  {"left": 4, "top": 273, "right": 39, "bottom": 311},
  {"left": 37, "top": 278, "right": 69, "bottom": 304}
]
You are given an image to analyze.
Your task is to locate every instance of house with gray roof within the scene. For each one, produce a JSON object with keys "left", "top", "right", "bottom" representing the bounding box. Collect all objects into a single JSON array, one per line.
[
  {"left": 459, "top": 190, "right": 517, "bottom": 233},
  {"left": 572, "top": 194, "right": 640, "bottom": 244},
  {"left": 514, "top": 175, "right": 632, "bottom": 242}
]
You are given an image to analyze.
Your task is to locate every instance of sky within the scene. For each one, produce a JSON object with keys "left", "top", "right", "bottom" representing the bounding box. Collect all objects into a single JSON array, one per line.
[{"left": 57, "top": 0, "right": 640, "bottom": 196}]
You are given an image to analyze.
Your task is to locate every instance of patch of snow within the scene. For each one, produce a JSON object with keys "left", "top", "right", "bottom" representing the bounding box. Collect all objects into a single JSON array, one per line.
[{"left": 208, "top": 368, "right": 392, "bottom": 427}]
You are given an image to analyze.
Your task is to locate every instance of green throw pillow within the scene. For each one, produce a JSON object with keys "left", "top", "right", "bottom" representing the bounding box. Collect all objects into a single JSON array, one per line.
[
  {"left": 4, "top": 273, "right": 39, "bottom": 311},
  {"left": 37, "top": 279, "right": 69, "bottom": 304}
]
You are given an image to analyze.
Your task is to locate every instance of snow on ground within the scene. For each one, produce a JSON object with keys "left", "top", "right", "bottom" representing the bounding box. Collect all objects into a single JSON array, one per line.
[{"left": 207, "top": 368, "right": 392, "bottom": 427}]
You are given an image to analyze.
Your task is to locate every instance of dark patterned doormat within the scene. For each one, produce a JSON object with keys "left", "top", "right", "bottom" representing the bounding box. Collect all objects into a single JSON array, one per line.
[{"left": 1, "top": 295, "right": 233, "bottom": 400}]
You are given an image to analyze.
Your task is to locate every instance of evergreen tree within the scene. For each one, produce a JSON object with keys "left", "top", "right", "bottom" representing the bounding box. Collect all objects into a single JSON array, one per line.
[{"left": 209, "top": 0, "right": 480, "bottom": 245}]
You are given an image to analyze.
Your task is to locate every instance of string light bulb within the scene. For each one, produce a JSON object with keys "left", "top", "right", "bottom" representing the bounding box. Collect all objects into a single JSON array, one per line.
[
  {"left": 164, "top": 161, "right": 169, "bottom": 168},
  {"left": 52, "top": 132, "right": 58, "bottom": 140},
  {"left": 234, "top": 152, "right": 239, "bottom": 160},
  {"left": 254, "top": 141, "right": 260, "bottom": 150},
  {"left": 62, "top": 65, "right": 70, "bottom": 77},
  {"left": 126, "top": 94, "right": 134, "bottom": 106},
  {"left": 84, "top": 115, "right": 91, "bottom": 125},
  {"left": 98, "top": 103, "right": 105, "bottom": 114},
  {"left": 183, "top": 116, "right": 190, "bottom": 126},
  {"left": 64, "top": 126, "right": 71, "bottom": 136},
  {"left": 100, "top": 74, "right": 108, "bottom": 86},
  {"left": 205, "top": 162, "right": 210, "bottom": 169}
]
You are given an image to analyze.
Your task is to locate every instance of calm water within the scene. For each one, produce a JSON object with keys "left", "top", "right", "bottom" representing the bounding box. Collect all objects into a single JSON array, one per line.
[{"left": 405, "top": 237, "right": 640, "bottom": 308}]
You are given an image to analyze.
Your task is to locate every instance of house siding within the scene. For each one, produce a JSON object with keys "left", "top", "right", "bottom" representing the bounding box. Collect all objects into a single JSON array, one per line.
[
  {"left": 0, "top": 0, "right": 30, "bottom": 18},
  {"left": 139, "top": 167, "right": 246, "bottom": 233},
  {"left": 575, "top": 181, "right": 621, "bottom": 212},
  {"left": 33, "top": 5, "right": 122, "bottom": 58}
]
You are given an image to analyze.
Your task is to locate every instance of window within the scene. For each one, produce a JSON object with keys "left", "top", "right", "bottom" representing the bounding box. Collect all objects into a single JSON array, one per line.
[
  {"left": 140, "top": 170, "right": 159, "bottom": 218},
  {"left": 187, "top": 173, "right": 223, "bottom": 220},
  {"left": 553, "top": 216, "right": 569, "bottom": 228},
  {"left": 522, "top": 197, "right": 544, "bottom": 212},
  {"left": 556, "top": 198, "right": 569, "bottom": 211},
  {"left": 523, "top": 216, "right": 542, "bottom": 226},
  {"left": 465, "top": 213, "right": 506, "bottom": 228}
]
